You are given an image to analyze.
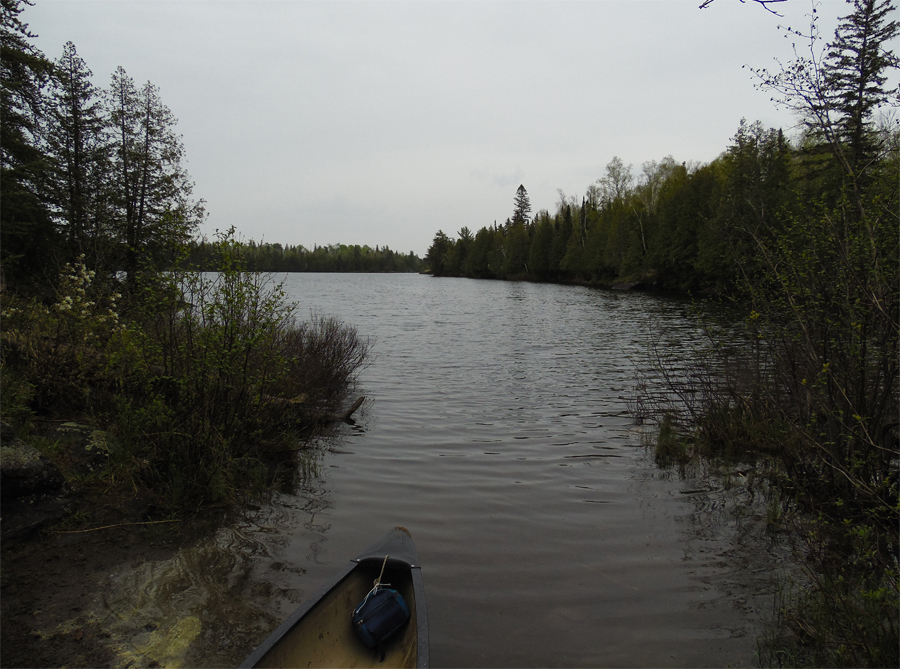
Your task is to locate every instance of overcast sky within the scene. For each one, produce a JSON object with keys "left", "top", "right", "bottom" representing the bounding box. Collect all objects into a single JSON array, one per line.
[{"left": 22, "top": 0, "right": 866, "bottom": 256}]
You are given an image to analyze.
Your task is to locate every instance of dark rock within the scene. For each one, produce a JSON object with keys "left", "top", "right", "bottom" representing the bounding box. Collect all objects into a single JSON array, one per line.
[
  {"left": 611, "top": 281, "right": 644, "bottom": 291},
  {"left": 1, "top": 422, "right": 65, "bottom": 501},
  {"left": 1, "top": 493, "right": 73, "bottom": 540}
]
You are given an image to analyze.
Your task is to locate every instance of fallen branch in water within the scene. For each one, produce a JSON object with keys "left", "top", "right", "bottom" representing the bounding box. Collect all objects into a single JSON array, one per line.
[{"left": 263, "top": 395, "right": 366, "bottom": 424}]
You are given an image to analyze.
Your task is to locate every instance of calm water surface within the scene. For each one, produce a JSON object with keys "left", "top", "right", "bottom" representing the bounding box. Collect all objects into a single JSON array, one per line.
[{"left": 97, "top": 274, "right": 781, "bottom": 668}]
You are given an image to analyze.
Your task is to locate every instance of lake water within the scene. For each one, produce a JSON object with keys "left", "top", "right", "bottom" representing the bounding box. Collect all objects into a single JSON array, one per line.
[{"left": 98, "top": 273, "right": 785, "bottom": 668}]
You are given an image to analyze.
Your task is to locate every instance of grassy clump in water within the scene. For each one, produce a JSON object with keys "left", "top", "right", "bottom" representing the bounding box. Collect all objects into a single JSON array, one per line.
[{"left": 651, "top": 413, "right": 692, "bottom": 468}]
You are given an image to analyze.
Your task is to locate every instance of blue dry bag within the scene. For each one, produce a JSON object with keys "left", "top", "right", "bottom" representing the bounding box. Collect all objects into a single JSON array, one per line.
[{"left": 352, "top": 586, "right": 410, "bottom": 661}]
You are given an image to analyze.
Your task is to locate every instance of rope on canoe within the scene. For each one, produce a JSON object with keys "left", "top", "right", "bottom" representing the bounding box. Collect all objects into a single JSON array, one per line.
[
  {"left": 359, "top": 554, "right": 391, "bottom": 609},
  {"left": 374, "top": 554, "right": 389, "bottom": 587}
]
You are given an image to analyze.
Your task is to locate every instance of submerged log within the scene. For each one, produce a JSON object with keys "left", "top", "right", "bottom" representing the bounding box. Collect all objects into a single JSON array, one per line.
[
  {"left": 341, "top": 396, "right": 366, "bottom": 420},
  {"left": 264, "top": 395, "right": 366, "bottom": 424},
  {"left": 308, "top": 395, "right": 365, "bottom": 424}
]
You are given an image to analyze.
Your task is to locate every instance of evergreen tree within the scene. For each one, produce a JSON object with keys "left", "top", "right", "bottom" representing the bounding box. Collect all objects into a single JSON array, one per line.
[
  {"left": 0, "top": 0, "right": 55, "bottom": 283},
  {"left": 549, "top": 205, "right": 572, "bottom": 275},
  {"left": 467, "top": 227, "right": 496, "bottom": 279},
  {"left": 753, "top": 0, "right": 898, "bottom": 215},
  {"left": 528, "top": 211, "right": 553, "bottom": 279},
  {"left": 824, "top": 0, "right": 899, "bottom": 175},
  {"left": 106, "top": 67, "right": 200, "bottom": 283},
  {"left": 502, "top": 222, "right": 529, "bottom": 277},
  {"left": 511, "top": 184, "right": 532, "bottom": 226},
  {"left": 426, "top": 230, "right": 451, "bottom": 276},
  {"left": 44, "top": 41, "right": 111, "bottom": 268},
  {"left": 451, "top": 226, "right": 473, "bottom": 276}
]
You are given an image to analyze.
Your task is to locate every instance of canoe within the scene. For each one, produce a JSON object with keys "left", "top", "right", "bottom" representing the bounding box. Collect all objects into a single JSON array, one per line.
[{"left": 240, "top": 527, "right": 429, "bottom": 668}]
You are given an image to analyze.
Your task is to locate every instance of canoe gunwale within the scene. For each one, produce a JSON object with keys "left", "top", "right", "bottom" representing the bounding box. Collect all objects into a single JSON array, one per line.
[
  {"left": 410, "top": 563, "right": 429, "bottom": 668},
  {"left": 237, "top": 559, "right": 358, "bottom": 669}
]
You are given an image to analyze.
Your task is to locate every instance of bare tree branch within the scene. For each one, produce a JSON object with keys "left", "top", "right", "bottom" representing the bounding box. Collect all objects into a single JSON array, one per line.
[{"left": 699, "top": 0, "right": 788, "bottom": 16}]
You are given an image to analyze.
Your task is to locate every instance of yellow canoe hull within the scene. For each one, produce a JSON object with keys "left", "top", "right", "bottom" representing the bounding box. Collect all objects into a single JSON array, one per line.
[{"left": 241, "top": 527, "right": 428, "bottom": 668}]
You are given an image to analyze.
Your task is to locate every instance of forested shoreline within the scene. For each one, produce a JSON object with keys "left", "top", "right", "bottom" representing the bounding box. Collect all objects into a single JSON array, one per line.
[
  {"left": 0, "top": 8, "right": 419, "bottom": 286},
  {"left": 426, "top": 120, "right": 791, "bottom": 295},
  {"left": 1, "top": 0, "right": 898, "bottom": 665},
  {"left": 184, "top": 240, "right": 422, "bottom": 273}
]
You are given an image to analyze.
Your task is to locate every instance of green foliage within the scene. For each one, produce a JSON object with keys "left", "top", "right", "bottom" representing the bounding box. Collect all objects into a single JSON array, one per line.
[
  {"left": 1, "top": 9, "right": 201, "bottom": 292},
  {"left": 0, "top": 6, "right": 375, "bottom": 515},
  {"left": 511, "top": 184, "right": 532, "bottom": 226},
  {"left": 422, "top": 143, "right": 780, "bottom": 290},
  {"left": 44, "top": 41, "right": 111, "bottom": 270},
  {"left": 1, "top": 256, "right": 133, "bottom": 416},
  {"left": 502, "top": 223, "right": 530, "bottom": 278},
  {"left": 528, "top": 212, "right": 553, "bottom": 280},
  {"left": 467, "top": 226, "right": 497, "bottom": 279},
  {"left": 759, "top": 546, "right": 899, "bottom": 668},
  {"left": 651, "top": 413, "right": 692, "bottom": 467},
  {"left": 825, "top": 0, "right": 899, "bottom": 177},
  {"left": 118, "top": 230, "right": 372, "bottom": 508},
  {"left": 106, "top": 67, "right": 203, "bottom": 285},
  {"left": 425, "top": 230, "right": 452, "bottom": 277},
  {"left": 0, "top": 0, "right": 56, "bottom": 285},
  {"left": 549, "top": 205, "right": 572, "bottom": 276},
  {"left": 0, "top": 237, "right": 372, "bottom": 511},
  {"left": 633, "top": 11, "right": 898, "bottom": 647},
  {"left": 0, "top": 367, "right": 34, "bottom": 430}
]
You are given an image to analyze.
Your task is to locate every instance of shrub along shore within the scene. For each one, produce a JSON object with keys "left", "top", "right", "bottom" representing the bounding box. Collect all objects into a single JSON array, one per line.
[
  {"left": 1, "top": 231, "right": 371, "bottom": 513},
  {"left": 0, "top": 3, "right": 374, "bottom": 517}
]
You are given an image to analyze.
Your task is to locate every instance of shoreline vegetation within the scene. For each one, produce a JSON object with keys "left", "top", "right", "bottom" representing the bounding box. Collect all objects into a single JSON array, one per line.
[
  {"left": 184, "top": 240, "right": 423, "bottom": 274},
  {"left": 0, "top": 0, "right": 379, "bottom": 521},
  {"left": 1, "top": 232, "right": 373, "bottom": 512},
  {"left": 424, "top": 2, "right": 898, "bottom": 666}
]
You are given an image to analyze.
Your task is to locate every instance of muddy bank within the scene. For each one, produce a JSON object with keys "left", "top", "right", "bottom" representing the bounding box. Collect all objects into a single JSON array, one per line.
[
  {"left": 1, "top": 524, "right": 181, "bottom": 668},
  {"left": 0, "top": 419, "right": 303, "bottom": 669},
  {"left": 0, "top": 490, "right": 331, "bottom": 669}
]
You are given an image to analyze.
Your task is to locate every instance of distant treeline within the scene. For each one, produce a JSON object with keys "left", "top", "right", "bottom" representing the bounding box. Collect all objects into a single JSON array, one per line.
[
  {"left": 426, "top": 118, "right": 895, "bottom": 295},
  {"left": 185, "top": 240, "right": 423, "bottom": 273}
]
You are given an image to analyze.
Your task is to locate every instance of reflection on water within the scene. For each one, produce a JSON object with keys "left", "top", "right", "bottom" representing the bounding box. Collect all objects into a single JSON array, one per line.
[{"left": 77, "top": 275, "right": 789, "bottom": 667}]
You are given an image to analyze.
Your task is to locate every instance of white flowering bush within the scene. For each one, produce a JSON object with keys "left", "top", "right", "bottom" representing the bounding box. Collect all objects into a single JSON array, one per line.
[
  {"left": 53, "top": 256, "right": 124, "bottom": 337},
  {"left": 0, "top": 256, "right": 140, "bottom": 417}
]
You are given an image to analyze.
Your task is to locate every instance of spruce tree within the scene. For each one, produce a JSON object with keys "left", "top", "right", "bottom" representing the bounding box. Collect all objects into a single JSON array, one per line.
[
  {"left": 426, "top": 230, "right": 451, "bottom": 276},
  {"left": 0, "top": 0, "right": 55, "bottom": 283},
  {"left": 824, "top": 0, "right": 899, "bottom": 174},
  {"left": 511, "top": 184, "right": 532, "bottom": 227},
  {"left": 44, "top": 42, "right": 110, "bottom": 267},
  {"left": 106, "top": 67, "right": 199, "bottom": 283}
]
